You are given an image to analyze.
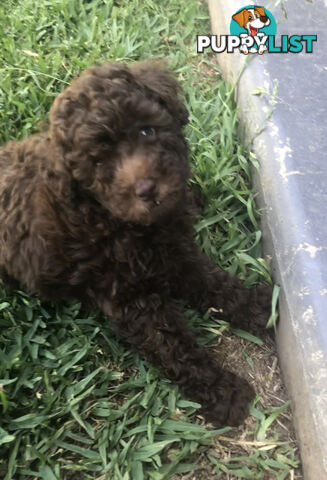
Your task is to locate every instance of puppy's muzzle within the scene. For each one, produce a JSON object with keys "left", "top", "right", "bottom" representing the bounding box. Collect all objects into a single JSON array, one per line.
[{"left": 135, "top": 178, "right": 157, "bottom": 202}]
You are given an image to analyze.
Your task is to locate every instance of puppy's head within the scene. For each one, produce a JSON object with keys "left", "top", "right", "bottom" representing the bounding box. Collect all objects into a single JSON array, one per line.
[{"left": 50, "top": 61, "right": 190, "bottom": 225}]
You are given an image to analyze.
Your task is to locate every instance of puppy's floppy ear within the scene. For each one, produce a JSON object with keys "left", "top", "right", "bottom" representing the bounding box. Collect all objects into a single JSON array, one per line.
[
  {"left": 49, "top": 63, "right": 131, "bottom": 150},
  {"left": 131, "top": 60, "right": 189, "bottom": 126},
  {"left": 49, "top": 86, "right": 82, "bottom": 149},
  {"left": 255, "top": 6, "right": 266, "bottom": 17},
  {"left": 232, "top": 9, "right": 246, "bottom": 27}
]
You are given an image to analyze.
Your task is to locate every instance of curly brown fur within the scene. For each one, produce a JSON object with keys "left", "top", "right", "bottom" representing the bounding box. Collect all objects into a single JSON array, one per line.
[{"left": 0, "top": 61, "right": 271, "bottom": 427}]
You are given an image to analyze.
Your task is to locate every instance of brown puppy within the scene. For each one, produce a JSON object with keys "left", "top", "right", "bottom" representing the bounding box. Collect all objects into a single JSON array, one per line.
[{"left": 0, "top": 62, "right": 271, "bottom": 426}]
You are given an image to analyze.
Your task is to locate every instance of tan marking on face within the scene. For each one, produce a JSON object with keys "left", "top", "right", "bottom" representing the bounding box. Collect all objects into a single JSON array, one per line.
[
  {"left": 96, "top": 153, "right": 183, "bottom": 224},
  {"left": 103, "top": 154, "right": 154, "bottom": 223},
  {"left": 158, "top": 181, "right": 172, "bottom": 199},
  {"left": 114, "top": 155, "right": 155, "bottom": 189}
]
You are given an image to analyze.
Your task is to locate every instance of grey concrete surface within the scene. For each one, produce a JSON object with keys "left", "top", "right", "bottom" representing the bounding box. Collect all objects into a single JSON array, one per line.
[{"left": 206, "top": 1, "right": 327, "bottom": 479}]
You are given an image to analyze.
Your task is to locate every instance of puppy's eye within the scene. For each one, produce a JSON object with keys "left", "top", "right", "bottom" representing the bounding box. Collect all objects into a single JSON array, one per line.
[
  {"left": 139, "top": 126, "right": 155, "bottom": 137},
  {"left": 249, "top": 15, "right": 253, "bottom": 20}
]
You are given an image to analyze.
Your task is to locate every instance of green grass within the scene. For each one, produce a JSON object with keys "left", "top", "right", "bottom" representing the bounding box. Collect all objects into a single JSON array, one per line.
[{"left": 0, "top": 0, "right": 297, "bottom": 478}]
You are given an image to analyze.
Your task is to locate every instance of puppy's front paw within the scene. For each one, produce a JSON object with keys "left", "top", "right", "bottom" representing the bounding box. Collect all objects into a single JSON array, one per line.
[
  {"left": 223, "top": 283, "right": 273, "bottom": 332},
  {"left": 202, "top": 372, "right": 255, "bottom": 427},
  {"left": 249, "top": 283, "right": 273, "bottom": 329}
]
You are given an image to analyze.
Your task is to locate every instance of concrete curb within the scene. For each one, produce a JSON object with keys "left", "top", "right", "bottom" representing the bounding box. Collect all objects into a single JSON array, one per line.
[{"left": 206, "top": 1, "right": 327, "bottom": 479}]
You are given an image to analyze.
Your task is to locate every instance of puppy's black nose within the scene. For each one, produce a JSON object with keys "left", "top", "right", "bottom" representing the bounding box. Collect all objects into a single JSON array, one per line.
[
  {"left": 135, "top": 178, "right": 156, "bottom": 201},
  {"left": 260, "top": 15, "right": 268, "bottom": 22}
]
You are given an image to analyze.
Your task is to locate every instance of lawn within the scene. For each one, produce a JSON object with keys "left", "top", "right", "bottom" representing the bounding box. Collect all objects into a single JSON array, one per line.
[{"left": 0, "top": 0, "right": 300, "bottom": 478}]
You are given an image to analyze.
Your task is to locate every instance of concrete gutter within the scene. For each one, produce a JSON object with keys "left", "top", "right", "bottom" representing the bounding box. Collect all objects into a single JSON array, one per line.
[{"left": 206, "top": 1, "right": 327, "bottom": 478}]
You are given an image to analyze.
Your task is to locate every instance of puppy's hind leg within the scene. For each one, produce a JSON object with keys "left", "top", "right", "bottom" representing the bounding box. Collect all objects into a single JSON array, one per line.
[{"left": 100, "top": 294, "right": 255, "bottom": 427}]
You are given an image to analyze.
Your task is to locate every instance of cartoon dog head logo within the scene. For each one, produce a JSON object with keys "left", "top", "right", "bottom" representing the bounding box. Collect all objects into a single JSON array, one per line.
[
  {"left": 233, "top": 6, "right": 270, "bottom": 36},
  {"left": 230, "top": 5, "right": 277, "bottom": 54}
]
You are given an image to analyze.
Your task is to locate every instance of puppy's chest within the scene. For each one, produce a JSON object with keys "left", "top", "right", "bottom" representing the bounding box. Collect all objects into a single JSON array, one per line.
[
  {"left": 111, "top": 230, "right": 173, "bottom": 279},
  {"left": 66, "top": 227, "right": 174, "bottom": 290}
]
